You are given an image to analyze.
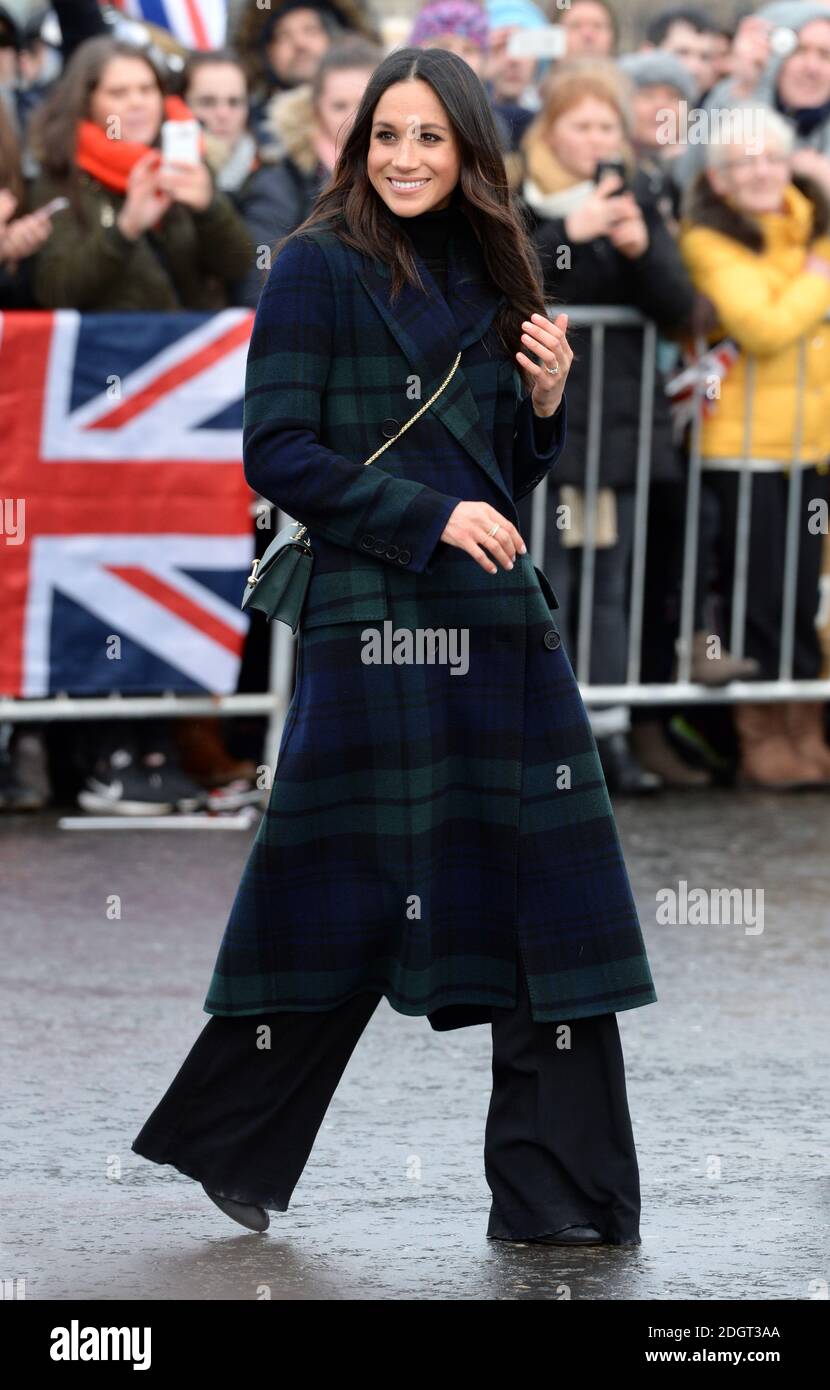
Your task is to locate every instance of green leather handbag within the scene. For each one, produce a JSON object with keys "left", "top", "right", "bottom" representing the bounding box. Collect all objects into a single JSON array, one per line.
[
  {"left": 241, "top": 519, "right": 313, "bottom": 633},
  {"left": 240, "top": 351, "right": 461, "bottom": 633}
]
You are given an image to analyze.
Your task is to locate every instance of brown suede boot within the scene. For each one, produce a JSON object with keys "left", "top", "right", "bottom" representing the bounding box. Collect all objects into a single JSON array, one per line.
[
  {"left": 686, "top": 631, "right": 762, "bottom": 686},
  {"left": 783, "top": 700, "right": 830, "bottom": 779},
  {"left": 174, "top": 716, "right": 258, "bottom": 789},
  {"left": 629, "top": 720, "right": 712, "bottom": 787},
  {"left": 733, "top": 702, "right": 827, "bottom": 789}
]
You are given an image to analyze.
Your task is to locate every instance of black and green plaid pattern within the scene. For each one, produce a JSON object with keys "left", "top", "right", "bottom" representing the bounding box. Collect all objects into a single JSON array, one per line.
[{"left": 204, "top": 226, "right": 657, "bottom": 1029}]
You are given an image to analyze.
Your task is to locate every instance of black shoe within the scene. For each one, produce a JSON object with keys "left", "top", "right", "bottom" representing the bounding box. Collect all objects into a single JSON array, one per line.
[
  {"left": 140, "top": 750, "right": 207, "bottom": 812},
  {"left": 78, "top": 746, "right": 175, "bottom": 815},
  {"left": 202, "top": 1184, "right": 269, "bottom": 1232},
  {"left": 596, "top": 731, "right": 663, "bottom": 794},
  {"left": 532, "top": 1224, "right": 603, "bottom": 1245}
]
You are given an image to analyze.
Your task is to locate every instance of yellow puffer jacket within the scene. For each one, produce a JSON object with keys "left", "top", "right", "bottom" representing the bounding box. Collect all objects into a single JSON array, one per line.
[{"left": 679, "top": 182, "right": 830, "bottom": 464}]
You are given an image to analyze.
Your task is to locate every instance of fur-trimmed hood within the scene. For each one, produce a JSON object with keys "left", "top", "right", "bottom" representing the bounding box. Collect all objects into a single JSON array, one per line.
[{"left": 260, "top": 84, "right": 319, "bottom": 173}]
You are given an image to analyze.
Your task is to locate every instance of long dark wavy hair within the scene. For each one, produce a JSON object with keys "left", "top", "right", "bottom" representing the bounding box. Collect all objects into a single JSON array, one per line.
[{"left": 278, "top": 46, "right": 551, "bottom": 389}]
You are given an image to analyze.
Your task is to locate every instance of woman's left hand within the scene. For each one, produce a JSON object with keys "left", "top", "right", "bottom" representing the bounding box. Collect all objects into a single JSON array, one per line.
[
  {"left": 517, "top": 311, "right": 572, "bottom": 417},
  {"left": 157, "top": 159, "right": 214, "bottom": 212}
]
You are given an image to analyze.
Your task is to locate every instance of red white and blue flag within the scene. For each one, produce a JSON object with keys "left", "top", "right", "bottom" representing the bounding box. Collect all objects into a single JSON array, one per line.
[
  {"left": 115, "top": 0, "right": 227, "bottom": 51},
  {"left": 0, "top": 310, "right": 256, "bottom": 698}
]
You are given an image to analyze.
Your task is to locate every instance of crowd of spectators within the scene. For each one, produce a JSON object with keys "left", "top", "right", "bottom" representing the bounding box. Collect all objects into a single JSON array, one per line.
[{"left": 3, "top": 0, "right": 830, "bottom": 810}]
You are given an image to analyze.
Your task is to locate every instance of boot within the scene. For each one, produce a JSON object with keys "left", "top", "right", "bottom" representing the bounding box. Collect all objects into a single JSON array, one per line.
[
  {"left": 202, "top": 1184, "right": 269, "bottom": 1232},
  {"left": 595, "top": 731, "right": 663, "bottom": 794},
  {"left": 174, "top": 716, "right": 258, "bottom": 789},
  {"left": 733, "top": 702, "right": 826, "bottom": 789},
  {"left": 6, "top": 729, "right": 52, "bottom": 810},
  {"left": 783, "top": 700, "right": 830, "bottom": 779},
  {"left": 629, "top": 719, "right": 712, "bottom": 788},
  {"left": 680, "top": 630, "right": 762, "bottom": 686}
]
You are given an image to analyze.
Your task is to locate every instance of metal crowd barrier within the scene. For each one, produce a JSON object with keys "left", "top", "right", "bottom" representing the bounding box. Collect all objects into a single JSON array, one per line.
[
  {"left": 528, "top": 305, "right": 830, "bottom": 706},
  {"left": 2, "top": 306, "right": 829, "bottom": 765}
]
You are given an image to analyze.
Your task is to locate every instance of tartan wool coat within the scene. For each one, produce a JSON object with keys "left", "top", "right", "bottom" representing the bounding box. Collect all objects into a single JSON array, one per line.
[{"left": 203, "top": 214, "right": 658, "bottom": 1031}]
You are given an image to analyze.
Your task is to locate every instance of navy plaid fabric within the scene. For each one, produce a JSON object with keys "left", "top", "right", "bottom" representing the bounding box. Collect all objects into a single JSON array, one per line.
[{"left": 204, "top": 225, "right": 657, "bottom": 1030}]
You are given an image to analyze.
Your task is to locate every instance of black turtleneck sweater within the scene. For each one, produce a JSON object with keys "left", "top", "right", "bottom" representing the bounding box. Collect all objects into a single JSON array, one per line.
[{"left": 386, "top": 198, "right": 561, "bottom": 454}]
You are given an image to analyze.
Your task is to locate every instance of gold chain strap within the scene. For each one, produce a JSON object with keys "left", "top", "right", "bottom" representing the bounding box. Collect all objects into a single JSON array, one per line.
[{"left": 290, "top": 351, "right": 462, "bottom": 546}]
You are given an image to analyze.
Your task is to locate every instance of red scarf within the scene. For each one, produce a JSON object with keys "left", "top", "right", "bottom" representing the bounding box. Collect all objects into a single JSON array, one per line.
[{"left": 75, "top": 95, "right": 199, "bottom": 194}]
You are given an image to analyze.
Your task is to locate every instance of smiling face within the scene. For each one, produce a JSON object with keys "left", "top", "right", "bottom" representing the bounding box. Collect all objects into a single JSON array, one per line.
[
  {"left": 366, "top": 78, "right": 461, "bottom": 215},
  {"left": 778, "top": 19, "right": 830, "bottom": 110},
  {"left": 88, "top": 55, "right": 164, "bottom": 144},
  {"left": 546, "top": 94, "right": 625, "bottom": 181},
  {"left": 707, "top": 139, "right": 792, "bottom": 217}
]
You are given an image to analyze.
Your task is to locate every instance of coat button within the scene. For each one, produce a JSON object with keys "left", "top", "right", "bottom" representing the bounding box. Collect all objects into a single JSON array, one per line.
[
  {"left": 386, "top": 544, "right": 399, "bottom": 558},
  {"left": 543, "top": 628, "right": 561, "bottom": 649},
  {"left": 381, "top": 418, "right": 400, "bottom": 438},
  {"left": 361, "top": 535, "right": 374, "bottom": 549},
  {"left": 397, "top": 549, "right": 411, "bottom": 564},
  {"left": 373, "top": 539, "right": 386, "bottom": 554}
]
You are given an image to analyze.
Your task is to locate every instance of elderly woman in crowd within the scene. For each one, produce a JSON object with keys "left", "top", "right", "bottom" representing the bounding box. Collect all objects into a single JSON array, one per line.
[
  {"left": 679, "top": 103, "right": 830, "bottom": 789},
  {"left": 514, "top": 59, "right": 704, "bottom": 793}
]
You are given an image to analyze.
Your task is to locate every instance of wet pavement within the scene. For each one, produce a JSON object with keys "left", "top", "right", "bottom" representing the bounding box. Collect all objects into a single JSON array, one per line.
[{"left": 1, "top": 790, "right": 827, "bottom": 1300}]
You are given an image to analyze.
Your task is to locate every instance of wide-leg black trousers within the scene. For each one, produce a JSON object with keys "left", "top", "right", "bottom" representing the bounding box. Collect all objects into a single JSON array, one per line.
[{"left": 132, "top": 950, "right": 642, "bottom": 1244}]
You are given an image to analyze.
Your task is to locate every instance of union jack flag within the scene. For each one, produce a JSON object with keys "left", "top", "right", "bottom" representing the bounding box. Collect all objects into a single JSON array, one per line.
[
  {"left": 115, "top": 0, "right": 227, "bottom": 51},
  {"left": 0, "top": 310, "right": 256, "bottom": 698}
]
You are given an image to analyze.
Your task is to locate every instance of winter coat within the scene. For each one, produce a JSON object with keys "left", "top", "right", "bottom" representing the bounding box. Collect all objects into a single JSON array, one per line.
[
  {"left": 525, "top": 167, "right": 695, "bottom": 488},
  {"left": 679, "top": 176, "right": 830, "bottom": 465},
  {"left": 28, "top": 169, "right": 253, "bottom": 311},
  {"left": 203, "top": 215, "right": 658, "bottom": 1031},
  {"left": 229, "top": 159, "right": 326, "bottom": 306}
]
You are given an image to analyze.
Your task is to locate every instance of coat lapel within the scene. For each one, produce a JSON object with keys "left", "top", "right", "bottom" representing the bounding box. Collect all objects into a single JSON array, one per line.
[{"left": 354, "top": 225, "right": 515, "bottom": 505}]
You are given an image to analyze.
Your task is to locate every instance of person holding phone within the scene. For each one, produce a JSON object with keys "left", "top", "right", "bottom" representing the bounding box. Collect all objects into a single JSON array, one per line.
[
  {"left": 514, "top": 58, "right": 704, "bottom": 793},
  {"left": 23, "top": 36, "right": 258, "bottom": 817},
  {"left": 27, "top": 35, "right": 253, "bottom": 311},
  {"left": 132, "top": 46, "right": 657, "bottom": 1246}
]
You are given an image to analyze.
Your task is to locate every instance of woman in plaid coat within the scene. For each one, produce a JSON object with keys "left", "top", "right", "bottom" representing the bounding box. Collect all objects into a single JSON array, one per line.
[{"left": 133, "top": 47, "right": 656, "bottom": 1248}]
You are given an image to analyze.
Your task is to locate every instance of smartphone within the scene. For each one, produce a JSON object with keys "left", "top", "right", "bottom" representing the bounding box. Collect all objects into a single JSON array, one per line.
[
  {"left": 506, "top": 27, "right": 568, "bottom": 60},
  {"left": 160, "top": 119, "right": 202, "bottom": 167},
  {"left": 769, "top": 26, "right": 798, "bottom": 56},
  {"left": 594, "top": 158, "right": 628, "bottom": 192},
  {"left": 37, "top": 196, "right": 70, "bottom": 217}
]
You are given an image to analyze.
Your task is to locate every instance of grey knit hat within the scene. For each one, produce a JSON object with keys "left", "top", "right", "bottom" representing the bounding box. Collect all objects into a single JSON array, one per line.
[
  {"left": 756, "top": 3, "right": 830, "bottom": 32},
  {"left": 617, "top": 51, "right": 699, "bottom": 105}
]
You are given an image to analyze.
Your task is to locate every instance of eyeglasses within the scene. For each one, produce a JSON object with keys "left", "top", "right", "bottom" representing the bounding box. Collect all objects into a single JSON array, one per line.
[
  {"left": 189, "top": 95, "right": 248, "bottom": 110},
  {"left": 726, "top": 152, "right": 790, "bottom": 171}
]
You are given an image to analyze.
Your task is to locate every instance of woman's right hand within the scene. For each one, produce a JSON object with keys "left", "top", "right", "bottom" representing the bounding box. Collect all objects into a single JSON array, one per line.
[
  {"left": 117, "top": 151, "right": 173, "bottom": 240},
  {"left": 564, "top": 173, "right": 629, "bottom": 242},
  {"left": 440, "top": 502, "right": 526, "bottom": 574},
  {"left": 0, "top": 207, "right": 53, "bottom": 264}
]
